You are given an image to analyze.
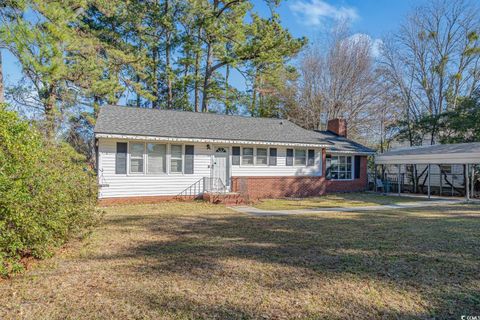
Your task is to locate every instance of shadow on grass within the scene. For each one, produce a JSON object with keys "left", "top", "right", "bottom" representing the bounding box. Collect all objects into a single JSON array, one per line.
[{"left": 99, "top": 205, "right": 480, "bottom": 318}]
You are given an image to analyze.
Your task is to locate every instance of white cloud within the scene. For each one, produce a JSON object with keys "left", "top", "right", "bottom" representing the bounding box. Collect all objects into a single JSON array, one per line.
[
  {"left": 347, "top": 33, "right": 384, "bottom": 58},
  {"left": 289, "top": 0, "right": 359, "bottom": 27}
]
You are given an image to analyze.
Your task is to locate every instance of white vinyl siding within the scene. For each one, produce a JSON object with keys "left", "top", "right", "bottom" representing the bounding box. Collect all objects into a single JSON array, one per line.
[
  {"left": 97, "top": 139, "right": 324, "bottom": 199},
  {"left": 385, "top": 163, "right": 465, "bottom": 189},
  {"left": 98, "top": 139, "right": 211, "bottom": 198},
  {"left": 231, "top": 147, "right": 323, "bottom": 177}
]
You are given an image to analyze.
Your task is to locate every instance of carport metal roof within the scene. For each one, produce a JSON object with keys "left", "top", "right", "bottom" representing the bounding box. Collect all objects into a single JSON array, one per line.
[{"left": 375, "top": 142, "right": 480, "bottom": 165}]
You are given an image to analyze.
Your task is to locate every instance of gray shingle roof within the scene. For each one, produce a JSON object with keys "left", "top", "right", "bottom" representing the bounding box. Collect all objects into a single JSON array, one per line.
[
  {"left": 379, "top": 142, "right": 480, "bottom": 156},
  {"left": 94, "top": 105, "right": 373, "bottom": 153},
  {"left": 318, "top": 131, "right": 375, "bottom": 154}
]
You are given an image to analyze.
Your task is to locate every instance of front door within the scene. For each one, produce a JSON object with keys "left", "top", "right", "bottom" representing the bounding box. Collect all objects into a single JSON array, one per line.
[{"left": 212, "top": 147, "right": 229, "bottom": 191}]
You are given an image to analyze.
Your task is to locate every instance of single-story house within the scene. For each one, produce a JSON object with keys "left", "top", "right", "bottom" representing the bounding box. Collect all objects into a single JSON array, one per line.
[{"left": 94, "top": 105, "right": 374, "bottom": 204}]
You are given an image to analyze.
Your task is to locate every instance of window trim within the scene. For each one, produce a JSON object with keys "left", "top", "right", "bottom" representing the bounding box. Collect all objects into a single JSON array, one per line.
[
  {"left": 326, "top": 154, "right": 354, "bottom": 181},
  {"left": 129, "top": 142, "right": 145, "bottom": 175},
  {"left": 116, "top": 141, "right": 193, "bottom": 176},
  {"left": 146, "top": 142, "right": 167, "bottom": 175},
  {"left": 241, "top": 147, "right": 254, "bottom": 166},
  {"left": 294, "top": 149, "right": 307, "bottom": 167},
  {"left": 255, "top": 147, "right": 268, "bottom": 166},
  {"left": 169, "top": 144, "right": 184, "bottom": 174}
]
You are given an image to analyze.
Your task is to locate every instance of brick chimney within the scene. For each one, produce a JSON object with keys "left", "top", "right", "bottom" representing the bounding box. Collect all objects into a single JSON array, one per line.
[{"left": 327, "top": 118, "right": 347, "bottom": 138}]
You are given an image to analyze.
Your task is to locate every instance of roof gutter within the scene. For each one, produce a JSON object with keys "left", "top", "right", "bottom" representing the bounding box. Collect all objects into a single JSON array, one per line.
[
  {"left": 376, "top": 152, "right": 480, "bottom": 164},
  {"left": 94, "top": 133, "right": 332, "bottom": 148}
]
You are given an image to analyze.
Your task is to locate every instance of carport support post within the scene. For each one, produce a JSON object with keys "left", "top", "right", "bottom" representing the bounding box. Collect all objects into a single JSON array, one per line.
[
  {"left": 471, "top": 164, "right": 475, "bottom": 198},
  {"left": 397, "top": 164, "right": 401, "bottom": 196},
  {"left": 466, "top": 164, "right": 470, "bottom": 201},
  {"left": 427, "top": 164, "right": 431, "bottom": 199}
]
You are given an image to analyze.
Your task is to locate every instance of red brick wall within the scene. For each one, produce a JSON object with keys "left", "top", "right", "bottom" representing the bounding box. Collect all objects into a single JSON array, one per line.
[
  {"left": 231, "top": 152, "right": 368, "bottom": 200},
  {"left": 327, "top": 118, "right": 347, "bottom": 137},
  {"left": 98, "top": 195, "right": 195, "bottom": 206}
]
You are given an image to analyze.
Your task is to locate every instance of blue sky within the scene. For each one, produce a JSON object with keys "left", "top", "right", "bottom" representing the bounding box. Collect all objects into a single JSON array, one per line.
[{"left": 1, "top": 0, "right": 427, "bottom": 95}]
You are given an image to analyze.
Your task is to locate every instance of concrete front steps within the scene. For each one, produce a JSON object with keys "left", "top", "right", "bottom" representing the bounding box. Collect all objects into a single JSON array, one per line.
[{"left": 203, "top": 192, "right": 247, "bottom": 206}]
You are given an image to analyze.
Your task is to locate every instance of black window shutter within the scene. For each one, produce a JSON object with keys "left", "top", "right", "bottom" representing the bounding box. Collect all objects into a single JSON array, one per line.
[
  {"left": 286, "top": 148, "right": 293, "bottom": 166},
  {"left": 115, "top": 142, "right": 127, "bottom": 174},
  {"left": 269, "top": 148, "right": 277, "bottom": 166},
  {"left": 185, "top": 145, "right": 194, "bottom": 174},
  {"left": 232, "top": 146, "right": 240, "bottom": 165},
  {"left": 354, "top": 155, "right": 361, "bottom": 179},
  {"left": 307, "top": 149, "right": 315, "bottom": 166}
]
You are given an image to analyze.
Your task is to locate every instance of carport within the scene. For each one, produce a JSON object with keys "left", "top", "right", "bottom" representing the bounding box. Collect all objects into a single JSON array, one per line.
[{"left": 375, "top": 142, "right": 480, "bottom": 200}]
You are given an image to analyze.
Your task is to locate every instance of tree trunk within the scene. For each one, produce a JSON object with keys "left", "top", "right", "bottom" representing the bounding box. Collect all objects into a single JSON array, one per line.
[
  {"left": 250, "top": 87, "right": 256, "bottom": 116},
  {"left": 194, "top": 48, "right": 200, "bottom": 112},
  {"left": 152, "top": 45, "right": 159, "bottom": 109},
  {"left": 165, "top": 0, "right": 173, "bottom": 109},
  {"left": 0, "top": 51, "right": 4, "bottom": 104},
  {"left": 201, "top": 42, "right": 213, "bottom": 112},
  {"left": 250, "top": 71, "right": 257, "bottom": 116},
  {"left": 136, "top": 74, "right": 141, "bottom": 108},
  {"left": 224, "top": 64, "right": 230, "bottom": 114},
  {"left": 44, "top": 91, "right": 56, "bottom": 141}
]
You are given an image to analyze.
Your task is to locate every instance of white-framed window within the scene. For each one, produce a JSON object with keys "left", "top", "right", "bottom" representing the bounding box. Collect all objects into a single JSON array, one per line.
[
  {"left": 294, "top": 149, "right": 306, "bottom": 166},
  {"left": 242, "top": 147, "right": 254, "bottom": 165},
  {"left": 256, "top": 148, "right": 268, "bottom": 165},
  {"left": 170, "top": 144, "right": 183, "bottom": 173},
  {"left": 327, "top": 155, "right": 353, "bottom": 180},
  {"left": 129, "top": 142, "right": 145, "bottom": 174},
  {"left": 147, "top": 143, "right": 166, "bottom": 174}
]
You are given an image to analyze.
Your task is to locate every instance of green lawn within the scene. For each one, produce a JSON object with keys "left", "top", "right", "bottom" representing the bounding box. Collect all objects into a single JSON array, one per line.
[
  {"left": 1, "top": 202, "right": 479, "bottom": 319},
  {"left": 254, "top": 192, "right": 430, "bottom": 210}
]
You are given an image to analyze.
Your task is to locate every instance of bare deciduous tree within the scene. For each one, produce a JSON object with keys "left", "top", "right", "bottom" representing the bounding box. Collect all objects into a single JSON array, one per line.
[
  {"left": 283, "top": 24, "right": 381, "bottom": 141},
  {"left": 380, "top": 0, "right": 480, "bottom": 145}
]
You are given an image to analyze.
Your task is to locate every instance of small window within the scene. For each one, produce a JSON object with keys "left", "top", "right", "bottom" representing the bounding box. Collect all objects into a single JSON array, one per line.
[
  {"left": 294, "top": 149, "right": 306, "bottom": 166},
  {"left": 116, "top": 142, "right": 128, "bottom": 174},
  {"left": 439, "top": 165, "right": 452, "bottom": 174},
  {"left": 147, "top": 143, "right": 166, "bottom": 174},
  {"left": 256, "top": 148, "right": 268, "bottom": 165},
  {"left": 130, "top": 142, "right": 144, "bottom": 173},
  {"left": 307, "top": 149, "right": 315, "bottom": 166},
  {"left": 170, "top": 145, "right": 183, "bottom": 173},
  {"left": 232, "top": 147, "right": 240, "bottom": 165},
  {"left": 184, "top": 145, "right": 194, "bottom": 174},
  {"left": 269, "top": 148, "right": 277, "bottom": 166},
  {"left": 286, "top": 149, "right": 294, "bottom": 166},
  {"left": 242, "top": 147, "right": 254, "bottom": 165}
]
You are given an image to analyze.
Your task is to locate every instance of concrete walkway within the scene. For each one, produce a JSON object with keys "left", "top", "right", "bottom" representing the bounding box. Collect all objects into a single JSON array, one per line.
[{"left": 231, "top": 199, "right": 467, "bottom": 217}]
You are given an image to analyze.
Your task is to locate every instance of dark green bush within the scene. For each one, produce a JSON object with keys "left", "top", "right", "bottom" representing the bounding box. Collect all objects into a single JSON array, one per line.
[{"left": 0, "top": 104, "right": 98, "bottom": 276}]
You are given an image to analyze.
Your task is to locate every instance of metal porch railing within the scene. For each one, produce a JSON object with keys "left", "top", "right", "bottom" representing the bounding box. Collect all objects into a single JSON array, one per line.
[{"left": 176, "top": 177, "right": 227, "bottom": 198}]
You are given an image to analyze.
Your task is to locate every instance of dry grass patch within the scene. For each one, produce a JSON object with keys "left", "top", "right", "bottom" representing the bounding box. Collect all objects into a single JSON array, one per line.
[
  {"left": 254, "top": 192, "right": 431, "bottom": 210},
  {"left": 1, "top": 202, "right": 480, "bottom": 319}
]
